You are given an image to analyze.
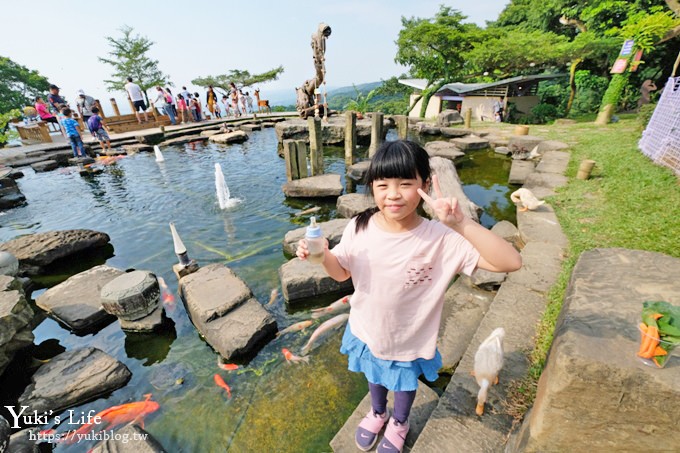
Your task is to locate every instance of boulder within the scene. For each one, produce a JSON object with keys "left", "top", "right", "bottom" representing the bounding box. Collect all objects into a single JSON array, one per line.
[
  {"left": 36, "top": 265, "right": 124, "bottom": 334},
  {"left": 346, "top": 161, "right": 371, "bottom": 182},
  {"left": 282, "top": 174, "right": 343, "bottom": 198},
  {"left": 209, "top": 130, "right": 249, "bottom": 144},
  {"left": 0, "top": 275, "right": 34, "bottom": 376},
  {"left": 282, "top": 218, "right": 350, "bottom": 256},
  {"left": 450, "top": 136, "right": 490, "bottom": 151},
  {"left": 414, "top": 122, "right": 440, "bottom": 135},
  {"left": 424, "top": 141, "right": 464, "bottom": 160},
  {"left": 509, "top": 249, "right": 680, "bottom": 452},
  {"left": 0, "top": 252, "right": 19, "bottom": 276},
  {"left": 0, "top": 178, "right": 25, "bottom": 210},
  {"left": 91, "top": 424, "right": 167, "bottom": 453},
  {"left": 425, "top": 157, "right": 480, "bottom": 223},
  {"left": 179, "top": 264, "right": 277, "bottom": 360},
  {"left": 491, "top": 220, "right": 523, "bottom": 250},
  {"left": 439, "top": 127, "right": 472, "bottom": 138},
  {"left": 436, "top": 109, "right": 464, "bottom": 127},
  {"left": 100, "top": 270, "right": 160, "bottom": 321},
  {"left": 19, "top": 347, "right": 131, "bottom": 413},
  {"left": 30, "top": 160, "right": 58, "bottom": 172},
  {"left": 279, "top": 258, "right": 354, "bottom": 302},
  {"left": 0, "top": 229, "right": 112, "bottom": 276},
  {"left": 336, "top": 193, "right": 376, "bottom": 219},
  {"left": 508, "top": 160, "right": 535, "bottom": 185}
]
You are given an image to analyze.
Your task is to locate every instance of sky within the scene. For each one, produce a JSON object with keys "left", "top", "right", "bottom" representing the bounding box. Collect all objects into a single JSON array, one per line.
[{"left": 1, "top": 0, "right": 509, "bottom": 111}]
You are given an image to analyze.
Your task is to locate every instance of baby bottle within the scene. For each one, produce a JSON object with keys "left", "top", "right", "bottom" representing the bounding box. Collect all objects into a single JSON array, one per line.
[{"left": 305, "top": 216, "right": 325, "bottom": 264}]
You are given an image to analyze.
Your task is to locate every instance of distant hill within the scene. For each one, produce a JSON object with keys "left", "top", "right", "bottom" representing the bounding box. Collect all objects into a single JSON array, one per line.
[{"left": 267, "top": 81, "right": 386, "bottom": 108}]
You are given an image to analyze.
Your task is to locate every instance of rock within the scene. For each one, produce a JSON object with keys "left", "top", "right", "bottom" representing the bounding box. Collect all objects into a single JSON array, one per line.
[
  {"left": 436, "top": 109, "right": 464, "bottom": 127},
  {"left": 0, "top": 251, "right": 18, "bottom": 277},
  {"left": 239, "top": 124, "right": 261, "bottom": 131},
  {"left": 200, "top": 130, "right": 221, "bottom": 137},
  {"left": 0, "top": 275, "right": 34, "bottom": 377},
  {"left": 7, "top": 428, "right": 41, "bottom": 453},
  {"left": 0, "top": 229, "right": 112, "bottom": 276},
  {"left": 68, "top": 156, "right": 95, "bottom": 166},
  {"left": 507, "top": 135, "right": 544, "bottom": 153},
  {"left": 439, "top": 127, "right": 472, "bottom": 138},
  {"left": 330, "top": 381, "right": 438, "bottom": 453},
  {"left": 101, "top": 148, "right": 127, "bottom": 156},
  {"left": 159, "top": 135, "right": 208, "bottom": 147},
  {"left": 282, "top": 219, "right": 350, "bottom": 256},
  {"left": 49, "top": 150, "right": 81, "bottom": 165},
  {"left": 535, "top": 150, "right": 570, "bottom": 175},
  {"left": 282, "top": 174, "right": 343, "bottom": 198},
  {"left": 424, "top": 141, "right": 465, "bottom": 160},
  {"left": 135, "top": 132, "right": 165, "bottom": 145},
  {"left": 118, "top": 304, "right": 166, "bottom": 332},
  {"left": 414, "top": 122, "right": 440, "bottom": 135},
  {"left": 517, "top": 204, "right": 568, "bottom": 250},
  {"left": 30, "top": 160, "right": 58, "bottom": 172},
  {"left": 122, "top": 143, "right": 153, "bottom": 154},
  {"left": 425, "top": 157, "right": 480, "bottom": 223},
  {"left": 346, "top": 161, "right": 371, "bottom": 182},
  {"left": 491, "top": 220, "right": 523, "bottom": 250},
  {"left": 262, "top": 121, "right": 276, "bottom": 128},
  {"left": 470, "top": 268, "right": 507, "bottom": 289},
  {"left": 0, "top": 179, "right": 26, "bottom": 210},
  {"left": 91, "top": 424, "right": 167, "bottom": 453},
  {"left": 485, "top": 135, "right": 510, "bottom": 148},
  {"left": 508, "top": 160, "right": 535, "bottom": 185},
  {"left": 179, "top": 264, "right": 277, "bottom": 360},
  {"left": 19, "top": 347, "right": 131, "bottom": 413},
  {"left": 5, "top": 156, "right": 51, "bottom": 168},
  {"left": 36, "top": 265, "right": 124, "bottom": 334},
  {"left": 279, "top": 258, "right": 354, "bottom": 302},
  {"left": 537, "top": 140, "right": 569, "bottom": 153},
  {"left": 494, "top": 146, "right": 511, "bottom": 156},
  {"left": 450, "top": 136, "right": 490, "bottom": 150},
  {"left": 209, "top": 130, "right": 249, "bottom": 144},
  {"left": 509, "top": 249, "right": 680, "bottom": 452},
  {"left": 336, "top": 193, "right": 376, "bottom": 219},
  {"left": 100, "top": 271, "right": 161, "bottom": 321},
  {"left": 0, "top": 416, "right": 9, "bottom": 453},
  {"left": 523, "top": 172, "right": 568, "bottom": 199}
]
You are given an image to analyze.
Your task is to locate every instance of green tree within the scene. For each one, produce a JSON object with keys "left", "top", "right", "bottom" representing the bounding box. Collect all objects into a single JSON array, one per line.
[
  {"left": 98, "top": 25, "right": 171, "bottom": 105},
  {"left": 395, "top": 6, "right": 483, "bottom": 117},
  {"left": 192, "top": 66, "right": 284, "bottom": 94},
  {"left": 344, "top": 85, "right": 377, "bottom": 114},
  {"left": 0, "top": 109, "right": 22, "bottom": 148},
  {"left": 0, "top": 57, "right": 51, "bottom": 113}
]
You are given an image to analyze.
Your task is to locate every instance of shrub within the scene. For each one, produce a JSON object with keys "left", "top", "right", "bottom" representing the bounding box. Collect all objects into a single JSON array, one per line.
[{"left": 527, "top": 103, "right": 558, "bottom": 124}]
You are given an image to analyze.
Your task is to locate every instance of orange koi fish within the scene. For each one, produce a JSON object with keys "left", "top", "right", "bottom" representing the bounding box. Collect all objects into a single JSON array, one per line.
[
  {"left": 214, "top": 374, "right": 232, "bottom": 398},
  {"left": 276, "top": 320, "right": 313, "bottom": 337},
  {"left": 282, "top": 348, "right": 310, "bottom": 364},
  {"left": 217, "top": 358, "right": 239, "bottom": 371},
  {"left": 310, "top": 295, "right": 351, "bottom": 319},
  {"left": 157, "top": 276, "right": 176, "bottom": 306}
]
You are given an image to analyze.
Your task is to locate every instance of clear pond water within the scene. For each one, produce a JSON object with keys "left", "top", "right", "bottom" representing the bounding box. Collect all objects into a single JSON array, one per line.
[{"left": 0, "top": 128, "right": 515, "bottom": 452}]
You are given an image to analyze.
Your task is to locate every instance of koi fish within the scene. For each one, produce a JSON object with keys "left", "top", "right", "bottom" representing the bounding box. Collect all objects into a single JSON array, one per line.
[
  {"left": 276, "top": 320, "right": 313, "bottom": 337},
  {"left": 267, "top": 288, "right": 279, "bottom": 305},
  {"left": 301, "top": 313, "right": 350, "bottom": 356},
  {"left": 217, "top": 358, "right": 239, "bottom": 371},
  {"left": 310, "top": 294, "right": 352, "bottom": 319},
  {"left": 66, "top": 394, "right": 159, "bottom": 443},
  {"left": 157, "top": 276, "right": 176, "bottom": 306},
  {"left": 282, "top": 348, "right": 310, "bottom": 364},
  {"left": 214, "top": 373, "right": 232, "bottom": 398}
]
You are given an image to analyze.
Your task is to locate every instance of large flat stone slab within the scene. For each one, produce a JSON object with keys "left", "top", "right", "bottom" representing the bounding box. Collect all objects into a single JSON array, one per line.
[
  {"left": 19, "top": 347, "right": 131, "bottom": 413},
  {"left": 534, "top": 150, "right": 570, "bottom": 175},
  {"left": 426, "top": 157, "right": 480, "bottom": 223},
  {"left": 450, "top": 136, "right": 490, "bottom": 150},
  {"left": 0, "top": 229, "right": 112, "bottom": 276},
  {"left": 36, "top": 265, "right": 124, "bottom": 333},
  {"left": 522, "top": 172, "right": 568, "bottom": 199},
  {"left": 0, "top": 276, "right": 33, "bottom": 376},
  {"left": 439, "top": 127, "right": 472, "bottom": 138},
  {"left": 536, "top": 140, "right": 569, "bottom": 153},
  {"left": 179, "top": 264, "right": 277, "bottom": 360},
  {"left": 330, "top": 381, "right": 439, "bottom": 453},
  {"left": 282, "top": 174, "right": 343, "bottom": 198},
  {"left": 279, "top": 258, "right": 354, "bottom": 302},
  {"left": 282, "top": 218, "right": 349, "bottom": 256},
  {"left": 508, "top": 160, "right": 535, "bottom": 185},
  {"left": 160, "top": 135, "right": 208, "bottom": 147},
  {"left": 424, "top": 141, "right": 464, "bottom": 160},
  {"left": 509, "top": 249, "right": 680, "bottom": 452},
  {"left": 209, "top": 130, "right": 249, "bottom": 144},
  {"left": 336, "top": 193, "right": 376, "bottom": 219},
  {"left": 516, "top": 204, "right": 568, "bottom": 250},
  {"left": 347, "top": 161, "right": 370, "bottom": 182}
]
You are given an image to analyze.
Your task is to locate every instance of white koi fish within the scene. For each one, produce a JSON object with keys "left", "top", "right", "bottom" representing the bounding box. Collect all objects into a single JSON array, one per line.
[
  {"left": 276, "top": 320, "right": 313, "bottom": 337},
  {"left": 301, "top": 313, "right": 350, "bottom": 356},
  {"left": 267, "top": 288, "right": 279, "bottom": 306},
  {"left": 282, "top": 348, "right": 310, "bottom": 364},
  {"left": 310, "top": 294, "right": 352, "bottom": 319}
]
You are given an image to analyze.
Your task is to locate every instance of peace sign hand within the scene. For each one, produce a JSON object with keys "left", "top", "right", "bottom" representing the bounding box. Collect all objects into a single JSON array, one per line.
[{"left": 417, "top": 174, "right": 466, "bottom": 228}]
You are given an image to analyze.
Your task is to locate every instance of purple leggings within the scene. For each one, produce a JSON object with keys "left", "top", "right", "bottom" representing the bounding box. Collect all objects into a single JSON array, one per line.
[{"left": 369, "top": 382, "right": 416, "bottom": 423}]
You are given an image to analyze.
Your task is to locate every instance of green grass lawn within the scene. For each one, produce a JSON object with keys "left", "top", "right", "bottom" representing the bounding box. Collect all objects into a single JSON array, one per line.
[{"left": 477, "top": 115, "right": 680, "bottom": 416}]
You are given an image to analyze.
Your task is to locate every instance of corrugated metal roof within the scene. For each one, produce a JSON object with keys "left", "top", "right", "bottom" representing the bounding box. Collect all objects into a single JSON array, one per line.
[{"left": 398, "top": 74, "right": 568, "bottom": 94}]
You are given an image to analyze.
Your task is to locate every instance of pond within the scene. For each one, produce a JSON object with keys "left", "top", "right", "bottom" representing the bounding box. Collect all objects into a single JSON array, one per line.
[{"left": 0, "top": 127, "right": 515, "bottom": 452}]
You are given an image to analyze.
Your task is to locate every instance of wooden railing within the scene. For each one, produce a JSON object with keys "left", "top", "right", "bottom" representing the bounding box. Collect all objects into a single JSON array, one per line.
[{"left": 15, "top": 122, "right": 52, "bottom": 143}]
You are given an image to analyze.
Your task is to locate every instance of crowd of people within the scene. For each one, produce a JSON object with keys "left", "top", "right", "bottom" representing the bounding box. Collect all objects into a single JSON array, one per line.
[{"left": 24, "top": 78, "right": 258, "bottom": 157}]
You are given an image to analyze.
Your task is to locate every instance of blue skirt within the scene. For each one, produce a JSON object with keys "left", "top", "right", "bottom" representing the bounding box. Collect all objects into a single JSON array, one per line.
[{"left": 340, "top": 323, "right": 442, "bottom": 392}]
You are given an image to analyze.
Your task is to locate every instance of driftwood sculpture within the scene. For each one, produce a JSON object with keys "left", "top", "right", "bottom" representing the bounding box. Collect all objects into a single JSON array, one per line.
[
  {"left": 638, "top": 79, "right": 657, "bottom": 110},
  {"left": 296, "top": 23, "right": 332, "bottom": 119}
]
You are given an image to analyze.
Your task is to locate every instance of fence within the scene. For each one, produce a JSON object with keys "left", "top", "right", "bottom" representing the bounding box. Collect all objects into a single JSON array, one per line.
[{"left": 639, "top": 76, "right": 680, "bottom": 176}]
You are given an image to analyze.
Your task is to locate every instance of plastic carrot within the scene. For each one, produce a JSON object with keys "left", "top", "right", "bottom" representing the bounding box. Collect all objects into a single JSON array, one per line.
[
  {"left": 639, "top": 325, "right": 660, "bottom": 359},
  {"left": 638, "top": 323, "right": 651, "bottom": 356}
]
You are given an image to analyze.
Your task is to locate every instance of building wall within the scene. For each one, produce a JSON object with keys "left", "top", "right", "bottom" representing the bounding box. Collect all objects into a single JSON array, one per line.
[{"left": 409, "top": 93, "right": 540, "bottom": 120}]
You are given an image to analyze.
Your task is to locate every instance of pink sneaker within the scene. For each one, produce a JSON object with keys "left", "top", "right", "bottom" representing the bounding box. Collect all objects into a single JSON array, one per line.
[
  {"left": 377, "top": 417, "right": 409, "bottom": 453},
  {"left": 355, "top": 409, "right": 389, "bottom": 451}
]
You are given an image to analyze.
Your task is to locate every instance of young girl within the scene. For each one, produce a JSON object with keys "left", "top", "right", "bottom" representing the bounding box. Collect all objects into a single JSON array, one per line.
[
  {"left": 296, "top": 140, "right": 521, "bottom": 453},
  {"left": 176, "top": 94, "right": 188, "bottom": 124}
]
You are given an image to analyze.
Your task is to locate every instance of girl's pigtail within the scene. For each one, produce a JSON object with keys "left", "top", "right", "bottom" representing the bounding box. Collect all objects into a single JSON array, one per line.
[{"left": 355, "top": 206, "right": 379, "bottom": 233}]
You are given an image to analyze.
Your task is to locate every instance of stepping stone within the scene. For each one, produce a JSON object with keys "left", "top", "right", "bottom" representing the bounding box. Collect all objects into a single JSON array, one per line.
[
  {"left": 516, "top": 204, "right": 568, "bottom": 250},
  {"left": 239, "top": 124, "right": 261, "bottom": 131},
  {"left": 508, "top": 160, "right": 535, "bottom": 184},
  {"left": 262, "top": 122, "right": 276, "bottom": 128},
  {"left": 347, "top": 161, "right": 370, "bottom": 182},
  {"left": 414, "top": 123, "right": 441, "bottom": 135},
  {"left": 535, "top": 150, "right": 570, "bottom": 175},
  {"left": 450, "top": 136, "right": 490, "bottom": 150},
  {"left": 330, "top": 381, "right": 438, "bottom": 453},
  {"left": 180, "top": 264, "right": 276, "bottom": 360},
  {"left": 439, "top": 127, "right": 471, "bottom": 138},
  {"left": 537, "top": 140, "right": 569, "bottom": 153},
  {"left": 36, "top": 265, "right": 124, "bottom": 333},
  {"left": 523, "top": 172, "right": 568, "bottom": 199},
  {"left": 485, "top": 135, "right": 509, "bottom": 148},
  {"left": 118, "top": 304, "right": 166, "bottom": 332},
  {"left": 508, "top": 135, "right": 544, "bottom": 153},
  {"left": 282, "top": 174, "right": 343, "bottom": 198},
  {"left": 509, "top": 249, "right": 680, "bottom": 452},
  {"left": 278, "top": 258, "right": 354, "bottom": 302},
  {"left": 100, "top": 270, "right": 161, "bottom": 321},
  {"left": 424, "top": 141, "right": 464, "bottom": 160},
  {"left": 336, "top": 193, "right": 376, "bottom": 219},
  {"left": 91, "top": 424, "right": 167, "bottom": 453},
  {"left": 68, "top": 157, "right": 95, "bottom": 166},
  {"left": 0, "top": 275, "right": 34, "bottom": 376},
  {"left": 282, "top": 218, "right": 349, "bottom": 256},
  {"left": 122, "top": 143, "right": 153, "bottom": 154},
  {"left": 209, "top": 130, "right": 249, "bottom": 144},
  {"left": 18, "top": 347, "right": 131, "bottom": 413},
  {"left": 30, "top": 160, "right": 58, "bottom": 172},
  {"left": 160, "top": 135, "right": 208, "bottom": 146},
  {"left": 200, "top": 130, "right": 221, "bottom": 137}
]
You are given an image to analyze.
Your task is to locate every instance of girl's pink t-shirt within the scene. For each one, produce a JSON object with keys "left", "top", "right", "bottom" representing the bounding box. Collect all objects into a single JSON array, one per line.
[
  {"left": 177, "top": 99, "right": 187, "bottom": 110},
  {"left": 35, "top": 103, "right": 53, "bottom": 119},
  {"left": 331, "top": 216, "right": 479, "bottom": 361}
]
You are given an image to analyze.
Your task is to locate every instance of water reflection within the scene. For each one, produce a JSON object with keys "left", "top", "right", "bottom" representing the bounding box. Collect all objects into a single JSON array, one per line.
[{"left": 124, "top": 316, "right": 177, "bottom": 366}]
